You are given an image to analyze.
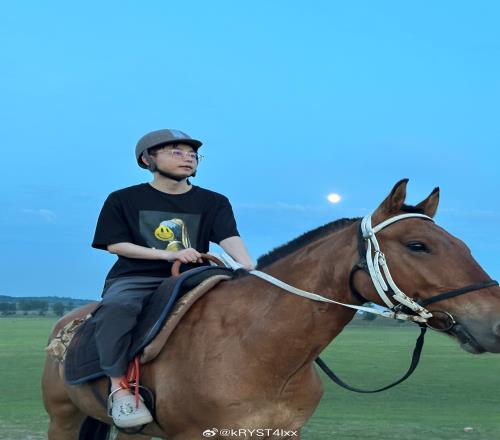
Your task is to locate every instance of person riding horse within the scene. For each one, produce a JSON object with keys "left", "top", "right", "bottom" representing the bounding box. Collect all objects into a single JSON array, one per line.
[
  {"left": 91, "top": 128, "right": 254, "bottom": 428},
  {"left": 43, "top": 178, "right": 500, "bottom": 440}
]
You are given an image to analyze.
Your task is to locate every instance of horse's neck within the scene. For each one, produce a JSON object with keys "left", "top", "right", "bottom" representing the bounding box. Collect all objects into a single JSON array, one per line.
[{"left": 239, "top": 224, "right": 359, "bottom": 370}]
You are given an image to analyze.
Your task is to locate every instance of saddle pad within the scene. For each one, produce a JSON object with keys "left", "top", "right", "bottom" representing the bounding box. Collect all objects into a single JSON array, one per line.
[{"left": 64, "top": 266, "right": 234, "bottom": 384}]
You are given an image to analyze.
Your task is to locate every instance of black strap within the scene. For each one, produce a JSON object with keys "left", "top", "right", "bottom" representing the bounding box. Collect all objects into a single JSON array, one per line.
[
  {"left": 349, "top": 265, "right": 370, "bottom": 304},
  {"left": 348, "top": 221, "right": 371, "bottom": 304},
  {"left": 420, "top": 280, "right": 499, "bottom": 307},
  {"left": 314, "top": 324, "right": 427, "bottom": 393}
]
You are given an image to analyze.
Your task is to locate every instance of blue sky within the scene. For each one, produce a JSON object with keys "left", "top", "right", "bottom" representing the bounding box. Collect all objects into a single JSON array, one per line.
[{"left": 1, "top": 1, "right": 499, "bottom": 299}]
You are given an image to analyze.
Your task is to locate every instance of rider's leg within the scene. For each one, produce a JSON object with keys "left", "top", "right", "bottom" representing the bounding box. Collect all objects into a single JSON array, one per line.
[{"left": 93, "top": 276, "right": 163, "bottom": 427}]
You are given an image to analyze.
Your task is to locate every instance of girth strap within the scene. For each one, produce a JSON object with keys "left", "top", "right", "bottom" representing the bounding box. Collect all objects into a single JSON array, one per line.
[{"left": 315, "top": 324, "right": 427, "bottom": 393}]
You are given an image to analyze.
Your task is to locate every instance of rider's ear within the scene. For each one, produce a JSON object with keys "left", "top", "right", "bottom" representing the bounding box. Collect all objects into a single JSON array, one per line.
[
  {"left": 372, "top": 179, "right": 408, "bottom": 223},
  {"left": 415, "top": 187, "right": 440, "bottom": 218},
  {"left": 141, "top": 153, "right": 150, "bottom": 167}
]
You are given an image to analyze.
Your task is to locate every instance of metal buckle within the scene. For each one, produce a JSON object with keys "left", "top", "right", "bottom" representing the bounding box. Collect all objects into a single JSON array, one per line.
[{"left": 425, "top": 310, "right": 456, "bottom": 332}]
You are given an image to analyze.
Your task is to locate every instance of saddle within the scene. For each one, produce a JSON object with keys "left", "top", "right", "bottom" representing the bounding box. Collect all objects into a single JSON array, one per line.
[{"left": 47, "top": 266, "right": 235, "bottom": 384}]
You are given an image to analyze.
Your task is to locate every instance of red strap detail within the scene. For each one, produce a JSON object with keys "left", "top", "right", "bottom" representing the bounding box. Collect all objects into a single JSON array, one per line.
[
  {"left": 122, "top": 356, "right": 141, "bottom": 408},
  {"left": 134, "top": 356, "right": 140, "bottom": 409}
]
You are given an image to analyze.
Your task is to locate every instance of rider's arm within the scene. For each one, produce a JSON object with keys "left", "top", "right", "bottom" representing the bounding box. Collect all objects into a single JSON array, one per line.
[
  {"left": 107, "top": 242, "right": 202, "bottom": 263},
  {"left": 219, "top": 236, "right": 255, "bottom": 270}
]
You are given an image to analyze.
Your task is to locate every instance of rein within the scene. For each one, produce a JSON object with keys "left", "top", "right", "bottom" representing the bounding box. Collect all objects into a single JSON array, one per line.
[{"left": 315, "top": 324, "right": 427, "bottom": 393}]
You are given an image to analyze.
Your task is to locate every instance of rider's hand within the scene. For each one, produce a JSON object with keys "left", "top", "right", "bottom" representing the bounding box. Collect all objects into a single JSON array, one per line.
[{"left": 167, "top": 248, "right": 203, "bottom": 264}]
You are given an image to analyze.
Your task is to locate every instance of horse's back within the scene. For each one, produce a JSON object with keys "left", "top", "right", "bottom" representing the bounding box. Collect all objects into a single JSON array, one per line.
[{"left": 48, "top": 302, "right": 100, "bottom": 340}]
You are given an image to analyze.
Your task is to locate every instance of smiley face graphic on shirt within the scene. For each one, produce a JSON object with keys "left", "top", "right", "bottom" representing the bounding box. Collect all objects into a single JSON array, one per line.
[{"left": 153, "top": 218, "right": 191, "bottom": 251}]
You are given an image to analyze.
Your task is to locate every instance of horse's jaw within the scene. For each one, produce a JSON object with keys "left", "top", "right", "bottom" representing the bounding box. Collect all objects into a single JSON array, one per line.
[{"left": 459, "top": 341, "right": 486, "bottom": 354}]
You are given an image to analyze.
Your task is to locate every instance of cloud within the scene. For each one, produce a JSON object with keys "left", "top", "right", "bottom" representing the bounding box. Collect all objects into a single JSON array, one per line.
[
  {"left": 235, "top": 201, "right": 336, "bottom": 213},
  {"left": 21, "top": 208, "right": 57, "bottom": 223},
  {"left": 234, "top": 202, "right": 373, "bottom": 218},
  {"left": 18, "top": 184, "right": 99, "bottom": 203},
  {"left": 235, "top": 202, "right": 306, "bottom": 211}
]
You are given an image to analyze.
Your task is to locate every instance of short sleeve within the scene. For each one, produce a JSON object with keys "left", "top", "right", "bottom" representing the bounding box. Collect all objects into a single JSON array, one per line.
[
  {"left": 92, "top": 193, "right": 133, "bottom": 250},
  {"left": 210, "top": 195, "right": 240, "bottom": 244}
]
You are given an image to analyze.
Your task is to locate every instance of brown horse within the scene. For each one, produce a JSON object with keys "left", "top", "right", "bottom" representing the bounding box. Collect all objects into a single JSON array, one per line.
[{"left": 42, "top": 179, "right": 500, "bottom": 439}]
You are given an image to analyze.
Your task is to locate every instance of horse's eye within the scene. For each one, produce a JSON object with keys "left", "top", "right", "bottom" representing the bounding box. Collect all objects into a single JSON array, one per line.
[{"left": 406, "top": 241, "right": 430, "bottom": 253}]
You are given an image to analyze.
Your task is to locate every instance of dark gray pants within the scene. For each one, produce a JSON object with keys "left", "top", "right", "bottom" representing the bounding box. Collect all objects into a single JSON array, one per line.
[{"left": 93, "top": 276, "right": 165, "bottom": 377}]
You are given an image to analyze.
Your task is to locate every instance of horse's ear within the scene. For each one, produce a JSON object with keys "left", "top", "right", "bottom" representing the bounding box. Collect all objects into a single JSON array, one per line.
[
  {"left": 372, "top": 179, "right": 409, "bottom": 222},
  {"left": 415, "top": 187, "right": 440, "bottom": 218}
]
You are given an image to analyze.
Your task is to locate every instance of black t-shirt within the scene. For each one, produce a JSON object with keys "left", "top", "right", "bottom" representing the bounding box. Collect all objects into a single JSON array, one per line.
[{"left": 92, "top": 183, "right": 239, "bottom": 280}]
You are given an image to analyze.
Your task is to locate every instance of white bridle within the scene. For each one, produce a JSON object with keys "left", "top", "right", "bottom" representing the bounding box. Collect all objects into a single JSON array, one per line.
[
  {"left": 212, "top": 212, "right": 435, "bottom": 323},
  {"left": 360, "top": 213, "right": 433, "bottom": 319}
]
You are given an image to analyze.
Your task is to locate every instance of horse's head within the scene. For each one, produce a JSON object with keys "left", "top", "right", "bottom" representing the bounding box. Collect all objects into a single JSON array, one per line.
[{"left": 353, "top": 179, "right": 500, "bottom": 353}]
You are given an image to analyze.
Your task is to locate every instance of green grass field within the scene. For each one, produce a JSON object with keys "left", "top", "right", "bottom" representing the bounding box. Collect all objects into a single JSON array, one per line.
[{"left": 1, "top": 318, "right": 499, "bottom": 439}]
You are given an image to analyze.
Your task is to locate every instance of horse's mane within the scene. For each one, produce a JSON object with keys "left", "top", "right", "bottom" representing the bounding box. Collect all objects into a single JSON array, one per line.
[
  {"left": 256, "top": 217, "right": 359, "bottom": 269},
  {"left": 256, "top": 204, "right": 425, "bottom": 269}
]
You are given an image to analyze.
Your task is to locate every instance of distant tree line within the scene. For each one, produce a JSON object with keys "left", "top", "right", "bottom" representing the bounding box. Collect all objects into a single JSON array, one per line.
[
  {"left": 0, "top": 300, "right": 76, "bottom": 317},
  {"left": 0, "top": 302, "right": 16, "bottom": 315}
]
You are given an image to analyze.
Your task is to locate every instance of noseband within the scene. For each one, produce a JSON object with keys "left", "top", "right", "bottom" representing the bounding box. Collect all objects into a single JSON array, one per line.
[{"left": 349, "top": 213, "right": 498, "bottom": 331}]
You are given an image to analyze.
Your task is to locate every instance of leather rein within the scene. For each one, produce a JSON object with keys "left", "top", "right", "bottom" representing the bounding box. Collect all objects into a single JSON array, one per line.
[{"left": 315, "top": 213, "right": 498, "bottom": 393}]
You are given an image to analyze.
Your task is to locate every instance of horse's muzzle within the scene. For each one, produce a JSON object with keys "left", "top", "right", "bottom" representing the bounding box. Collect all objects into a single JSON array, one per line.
[
  {"left": 492, "top": 320, "right": 500, "bottom": 339},
  {"left": 451, "top": 318, "right": 500, "bottom": 354}
]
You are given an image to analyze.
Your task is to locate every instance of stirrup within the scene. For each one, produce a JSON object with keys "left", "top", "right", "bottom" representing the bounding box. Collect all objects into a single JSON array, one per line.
[
  {"left": 107, "top": 384, "right": 153, "bottom": 416},
  {"left": 107, "top": 387, "right": 154, "bottom": 432},
  {"left": 107, "top": 386, "right": 129, "bottom": 417}
]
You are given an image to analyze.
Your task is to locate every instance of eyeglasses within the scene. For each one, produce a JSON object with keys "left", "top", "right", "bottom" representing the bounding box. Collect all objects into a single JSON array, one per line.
[{"left": 154, "top": 149, "right": 204, "bottom": 162}]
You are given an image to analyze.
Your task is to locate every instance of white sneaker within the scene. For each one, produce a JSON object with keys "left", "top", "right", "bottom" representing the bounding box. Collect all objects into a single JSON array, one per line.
[{"left": 108, "top": 392, "right": 153, "bottom": 428}]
